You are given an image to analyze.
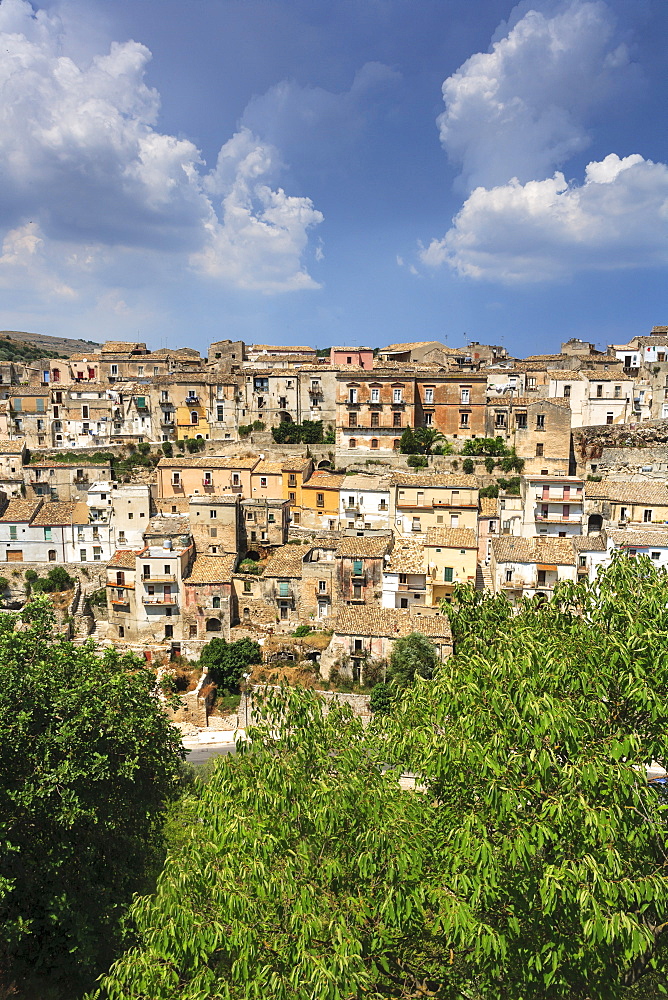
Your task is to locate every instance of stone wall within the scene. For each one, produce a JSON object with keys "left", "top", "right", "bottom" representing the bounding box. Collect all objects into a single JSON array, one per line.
[
  {"left": 240, "top": 684, "right": 371, "bottom": 726},
  {"left": 2, "top": 562, "right": 107, "bottom": 603},
  {"left": 572, "top": 419, "right": 668, "bottom": 476}
]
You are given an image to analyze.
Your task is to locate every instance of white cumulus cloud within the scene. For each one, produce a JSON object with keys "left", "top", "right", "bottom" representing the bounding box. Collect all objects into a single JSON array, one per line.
[
  {"left": 422, "top": 0, "right": 668, "bottom": 283},
  {"left": 438, "top": 0, "right": 633, "bottom": 191},
  {"left": 422, "top": 154, "right": 668, "bottom": 281},
  {"left": 0, "top": 0, "right": 323, "bottom": 295}
]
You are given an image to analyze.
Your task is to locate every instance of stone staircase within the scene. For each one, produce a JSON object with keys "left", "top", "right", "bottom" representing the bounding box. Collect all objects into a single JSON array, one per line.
[
  {"left": 475, "top": 563, "right": 493, "bottom": 593},
  {"left": 70, "top": 583, "right": 95, "bottom": 645}
]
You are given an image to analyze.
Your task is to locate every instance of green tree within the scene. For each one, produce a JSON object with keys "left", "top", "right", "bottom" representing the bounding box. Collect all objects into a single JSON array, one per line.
[
  {"left": 398, "top": 426, "right": 418, "bottom": 454},
  {"left": 0, "top": 599, "right": 183, "bottom": 994},
  {"left": 462, "top": 457, "right": 475, "bottom": 474},
  {"left": 93, "top": 558, "right": 668, "bottom": 1000},
  {"left": 413, "top": 427, "right": 446, "bottom": 455},
  {"left": 199, "top": 636, "right": 262, "bottom": 694},
  {"left": 369, "top": 681, "right": 393, "bottom": 715},
  {"left": 462, "top": 435, "right": 508, "bottom": 457},
  {"left": 484, "top": 455, "right": 496, "bottom": 473},
  {"left": 388, "top": 630, "right": 439, "bottom": 689}
]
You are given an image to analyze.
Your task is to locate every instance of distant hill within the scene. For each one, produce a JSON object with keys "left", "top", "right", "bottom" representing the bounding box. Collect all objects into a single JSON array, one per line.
[{"left": 0, "top": 330, "right": 101, "bottom": 362}]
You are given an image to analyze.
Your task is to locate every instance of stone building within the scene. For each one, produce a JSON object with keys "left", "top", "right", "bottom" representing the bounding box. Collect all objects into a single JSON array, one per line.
[
  {"left": 339, "top": 473, "right": 392, "bottom": 534},
  {"left": 484, "top": 397, "right": 572, "bottom": 475},
  {"left": 187, "top": 495, "right": 240, "bottom": 556},
  {"left": 300, "top": 538, "right": 338, "bottom": 621},
  {"left": 424, "top": 526, "right": 478, "bottom": 604},
  {"left": 240, "top": 498, "right": 290, "bottom": 554},
  {"left": 156, "top": 456, "right": 258, "bottom": 501},
  {"left": 583, "top": 481, "right": 668, "bottom": 533},
  {"left": 381, "top": 539, "right": 427, "bottom": 610},
  {"left": 520, "top": 475, "right": 585, "bottom": 538},
  {"left": 182, "top": 553, "right": 235, "bottom": 644},
  {"left": 24, "top": 458, "right": 113, "bottom": 503},
  {"left": 489, "top": 536, "right": 577, "bottom": 603},
  {"left": 260, "top": 545, "right": 306, "bottom": 624},
  {"left": 335, "top": 533, "right": 393, "bottom": 607},
  {"left": 300, "top": 470, "right": 345, "bottom": 531}
]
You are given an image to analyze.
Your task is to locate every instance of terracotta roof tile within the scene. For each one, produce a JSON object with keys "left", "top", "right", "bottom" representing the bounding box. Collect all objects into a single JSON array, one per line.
[
  {"left": 0, "top": 499, "right": 42, "bottom": 523},
  {"left": 157, "top": 456, "right": 259, "bottom": 469},
  {"left": 262, "top": 546, "right": 305, "bottom": 578},
  {"left": 107, "top": 549, "right": 139, "bottom": 569},
  {"left": 385, "top": 540, "right": 425, "bottom": 574},
  {"left": 479, "top": 496, "right": 499, "bottom": 518},
  {"left": 491, "top": 536, "right": 575, "bottom": 565},
  {"left": 186, "top": 554, "right": 237, "bottom": 584},
  {"left": 302, "top": 472, "right": 346, "bottom": 491},
  {"left": 335, "top": 534, "right": 393, "bottom": 558},
  {"left": 33, "top": 500, "right": 88, "bottom": 526},
  {"left": 573, "top": 533, "right": 607, "bottom": 551},
  {"left": 610, "top": 529, "right": 668, "bottom": 548},
  {"left": 390, "top": 472, "right": 478, "bottom": 489},
  {"left": 0, "top": 440, "right": 25, "bottom": 454},
  {"left": 333, "top": 605, "right": 452, "bottom": 640},
  {"left": 585, "top": 482, "right": 668, "bottom": 505},
  {"left": 425, "top": 527, "right": 478, "bottom": 549}
]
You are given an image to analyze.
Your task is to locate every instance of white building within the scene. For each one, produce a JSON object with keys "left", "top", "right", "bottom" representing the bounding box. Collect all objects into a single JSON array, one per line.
[
  {"left": 340, "top": 474, "right": 392, "bottom": 534},
  {"left": 381, "top": 539, "right": 427, "bottom": 610},
  {"left": 490, "top": 536, "right": 577, "bottom": 603},
  {"left": 520, "top": 475, "right": 584, "bottom": 538}
]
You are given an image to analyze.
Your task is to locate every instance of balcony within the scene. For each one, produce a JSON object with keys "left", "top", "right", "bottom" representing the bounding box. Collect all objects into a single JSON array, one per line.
[
  {"left": 535, "top": 513, "right": 580, "bottom": 523},
  {"left": 202, "top": 478, "right": 214, "bottom": 489},
  {"left": 315, "top": 586, "right": 330, "bottom": 598},
  {"left": 345, "top": 400, "right": 361, "bottom": 409},
  {"left": 142, "top": 573, "right": 176, "bottom": 583},
  {"left": 344, "top": 504, "right": 359, "bottom": 515},
  {"left": 397, "top": 583, "right": 426, "bottom": 592},
  {"left": 142, "top": 594, "right": 178, "bottom": 606},
  {"left": 185, "top": 395, "right": 200, "bottom": 404}
]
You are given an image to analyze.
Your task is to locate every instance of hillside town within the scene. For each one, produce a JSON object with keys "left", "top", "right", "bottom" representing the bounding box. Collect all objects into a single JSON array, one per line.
[{"left": 0, "top": 327, "right": 666, "bottom": 684}]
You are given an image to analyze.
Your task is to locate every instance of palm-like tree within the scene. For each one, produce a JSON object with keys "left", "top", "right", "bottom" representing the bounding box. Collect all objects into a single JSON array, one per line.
[{"left": 414, "top": 427, "right": 447, "bottom": 455}]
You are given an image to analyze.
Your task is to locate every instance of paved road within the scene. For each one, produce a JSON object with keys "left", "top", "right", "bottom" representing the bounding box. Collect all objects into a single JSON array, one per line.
[{"left": 185, "top": 743, "right": 237, "bottom": 766}]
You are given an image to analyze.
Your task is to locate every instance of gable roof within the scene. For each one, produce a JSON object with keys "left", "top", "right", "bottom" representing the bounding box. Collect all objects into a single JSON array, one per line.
[
  {"left": 157, "top": 456, "right": 259, "bottom": 470},
  {"left": 390, "top": 472, "right": 478, "bottom": 489},
  {"left": 491, "top": 536, "right": 576, "bottom": 565},
  {"left": 186, "top": 554, "right": 237, "bottom": 584},
  {"left": 262, "top": 546, "right": 305, "bottom": 578},
  {"left": 107, "top": 549, "right": 139, "bottom": 570},
  {"left": 425, "top": 527, "right": 478, "bottom": 549},
  {"left": 335, "top": 534, "right": 393, "bottom": 558},
  {"left": 0, "top": 499, "right": 42, "bottom": 523},
  {"left": 32, "top": 501, "right": 88, "bottom": 526},
  {"left": 585, "top": 481, "right": 668, "bottom": 506}
]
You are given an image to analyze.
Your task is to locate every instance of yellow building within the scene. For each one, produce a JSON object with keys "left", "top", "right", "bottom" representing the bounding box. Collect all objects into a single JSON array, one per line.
[
  {"left": 300, "top": 470, "right": 345, "bottom": 531},
  {"left": 280, "top": 458, "right": 314, "bottom": 526},
  {"left": 391, "top": 472, "right": 479, "bottom": 538},
  {"left": 425, "top": 526, "right": 478, "bottom": 604}
]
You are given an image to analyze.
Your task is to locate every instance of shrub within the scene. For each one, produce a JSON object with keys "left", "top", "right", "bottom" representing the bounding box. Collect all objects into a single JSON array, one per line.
[
  {"left": 238, "top": 424, "right": 253, "bottom": 437},
  {"left": 461, "top": 436, "right": 508, "bottom": 457},
  {"left": 399, "top": 427, "right": 418, "bottom": 454},
  {"left": 161, "top": 441, "right": 173, "bottom": 457},
  {"left": 137, "top": 442, "right": 151, "bottom": 456},
  {"left": 462, "top": 458, "right": 474, "bottom": 475},
  {"left": 484, "top": 456, "right": 496, "bottom": 473},
  {"left": 0, "top": 577, "right": 9, "bottom": 593},
  {"left": 369, "top": 681, "right": 393, "bottom": 715},
  {"left": 293, "top": 624, "right": 312, "bottom": 637},
  {"left": 479, "top": 484, "right": 500, "bottom": 499},
  {"left": 252, "top": 420, "right": 265, "bottom": 431},
  {"left": 407, "top": 455, "right": 428, "bottom": 468},
  {"left": 89, "top": 587, "right": 108, "bottom": 608}
]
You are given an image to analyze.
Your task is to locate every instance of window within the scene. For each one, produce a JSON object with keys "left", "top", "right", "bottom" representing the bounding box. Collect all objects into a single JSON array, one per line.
[
  {"left": 316, "top": 493, "right": 325, "bottom": 507},
  {"left": 268, "top": 513, "right": 275, "bottom": 523},
  {"left": 412, "top": 518, "right": 421, "bottom": 532},
  {"left": 288, "top": 473, "right": 297, "bottom": 487},
  {"left": 172, "top": 472, "right": 181, "bottom": 486},
  {"left": 516, "top": 413, "right": 527, "bottom": 429},
  {"left": 111, "top": 365, "right": 118, "bottom": 375},
  {"left": 118, "top": 531, "right": 125, "bottom": 544},
  {"left": 528, "top": 377, "right": 536, "bottom": 388},
  {"left": 165, "top": 625, "right": 173, "bottom": 639},
  {"left": 12, "top": 399, "right": 21, "bottom": 411},
  {"left": 289, "top": 491, "right": 296, "bottom": 502},
  {"left": 371, "top": 411, "right": 379, "bottom": 427},
  {"left": 450, "top": 514, "right": 459, "bottom": 528},
  {"left": 459, "top": 412, "right": 469, "bottom": 427},
  {"left": 318, "top": 580, "right": 327, "bottom": 592},
  {"left": 348, "top": 413, "right": 358, "bottom": 428},
  {"left": 353, "top": 559, "right": 363, "bottom": 575},
  {"left": 424, "top": 412, "right": 433, "bottom": 426},
  {"left": 209, "top": 510, "right": 217, "bottom": 519},
  {"left": 505, "top": 569, "right": 513, "bottom": 583},
  {"left": 348, "top": 388, "right": 358, "bottom": 403},
  {"left": 371, "top": 438, "right": 379, "bottom": 449},
  {"left": 212, "top": 596, "right": 221, "bottom": 609},
  {"left": 371, "top": 387, "right": 380, "bottom": 402},
  {"left": 43, "top": 527, "right": 52, "bottom": 542},
  {"left": 243, "top": 581, "right": 252, "bottom": 593},
  {"left": 217, "top": 406, "right": 224, "bottom": 421},
  {"left": 80, "top": 549, "right": 87, "bottom": 562},
  {"left": 278, "top": 581, "right": 289, "bottom": 598},
  {"left": 606, "top": 413, "right": 614, "bottom": 425},
  {"left": 209, "top": 526, "right": 217, "bottom": 537},
  {"left": 119, "top": 626, "right": 125, "bottom": 638},
  {"left": 495, "top": 412, "right": 506, "bottom": 427},
  {"left": 537, "top": 570, "right": 546, "bottom": 586},
  {"left": 232, "top": 474, "right": 240, "bottom": 486},
  {"left": 444, "top": 567, "right": 454, "bottom": 582},
  {"left": 563, "top": 385, "right": 571, "bottom": 398},
  {"left": 353, "top": 583, "right": 362, "bottom": 599},
  {"left": 460, "top": 387, "right": 470, "bottom": 404},
  {"left": 128, "top": 513, "right": 133, "bottom": 520},
  {"left": 393, "top": 388, "right": 403, "bottom": 403},
  {"left": 425, "top": 387, "right": 434, "bottom": 404},
  {"left": 9, "top": 526, "right": 16, "bottom": 540},
  {"left": 393, "top": 412, "right": 402, "bottom": 427},
  {"left": 536, "top": 443, "right": 544, "bottom": 457},
  {"left": 614, "top": 385, "right": 621, "bottom": 399},
  {"left": 596, "top": 384, "right": 603, "bottom": 398},
  {"left": 536, "top": 414, "right": 545, "bottom": 429},
  {"left": 349, "top": 438, "right": 357, "bottom": 449},
  {"left": 191, "top": 411, "right": 198, "bottom": 425},
  {"left": 644, "top": 509, "right": 653, "bottom": 523}
]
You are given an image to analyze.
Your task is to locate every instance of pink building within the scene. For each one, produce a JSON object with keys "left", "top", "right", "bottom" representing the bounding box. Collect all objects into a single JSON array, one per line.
[{"left": 329, "top": 347, "right": 374, "bottom": 369}]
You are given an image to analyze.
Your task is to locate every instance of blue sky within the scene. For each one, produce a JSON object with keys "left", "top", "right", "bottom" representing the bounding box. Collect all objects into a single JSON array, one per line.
[{"left": 0, "top": 0, "right": 666, "bottom": 356}]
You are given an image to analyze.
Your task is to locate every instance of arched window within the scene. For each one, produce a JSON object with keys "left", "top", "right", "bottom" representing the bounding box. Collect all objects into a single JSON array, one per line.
[
  {"left": 212, "top": 596, "right": 221, "bottom": 609},
  {"left": 205, "top": 618, "right": 221, "bottom": 632},
  {"left": 370, "top": 438, "right": 379, "bottom": 449},
  {"left": 243, "top": 607, "right": 250, "bottom": 619},
  {"left": 349, "top": 438, "right": 357, "bottom": 449},
  {"left": 191, "top": 411, "right": 198, "bottom": 425},
  {"left": 393, "top": 439, "right": 400, "bottom": 450}
]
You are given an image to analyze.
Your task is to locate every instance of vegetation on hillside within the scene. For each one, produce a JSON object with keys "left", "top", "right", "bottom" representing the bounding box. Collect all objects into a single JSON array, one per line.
[{"left": 92, "top": 556, "right": 668, "bottom": 999}]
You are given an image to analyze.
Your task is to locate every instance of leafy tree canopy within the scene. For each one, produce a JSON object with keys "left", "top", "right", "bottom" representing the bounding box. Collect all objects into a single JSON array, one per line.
[
  {"left": 199, "top": 636, "right": 262, "bottom": 693},
  {"left": 0, "top": 599, "right": 184, "bottom": 994},
  {"left": 93, "top": 557, "right": 668, "bottom": 1000},
  {"left": 461, "top": 435, "right": 508, "bottom": 457},
  {"left": 388, "top": 630, "right": 439, "bottom": 689}
]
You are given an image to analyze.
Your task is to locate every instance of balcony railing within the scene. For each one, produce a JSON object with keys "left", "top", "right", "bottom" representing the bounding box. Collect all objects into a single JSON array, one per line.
[
  {"left": 142, "top": 594, "right": 178, "bottom": 605},
  {"left": 142, "top": 574, "right": 176, "bottom": 583}
]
